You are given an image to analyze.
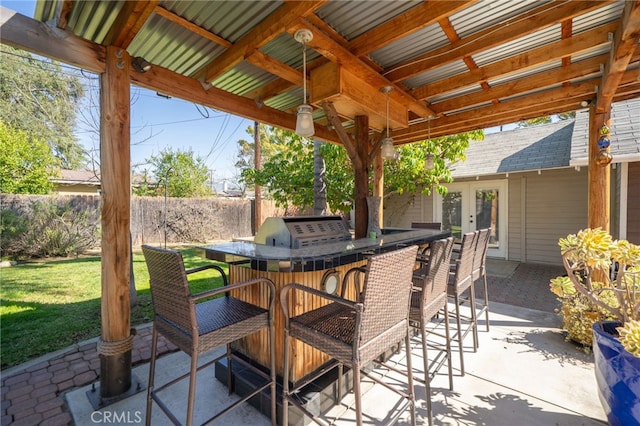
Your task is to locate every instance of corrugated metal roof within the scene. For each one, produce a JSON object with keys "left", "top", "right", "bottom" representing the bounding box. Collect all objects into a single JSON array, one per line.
[
  {"left": 315, "top": 1, "right": 420, "bottom": 41},
  {"left": 66, "top": 0, "right": 122, "bottom": 43},
  {"left": 22, "top": 0, "right": 639, "bottom": 145},
  {"left": 163, "top": 0, "right": 282, "bottom": 43},
  {"left": 128, "top": 13, "right": 227, "bottom": 76},
  {"left": 473, "top": 25, "right": 561, "bottom": 67},
  {"left": 368, "top": 23, "right": 449, "bottom": 69},
  {"left": 488, "top": 60, "right": 562, "bottom": 87},
  {"left": 212, "top": 62, "right": 277, "bottom": 96},
  {"left": 402, "top": 59, "right": 469, "bottom": 89},
  {"left": 449, "top": 0, "right": 549, "bottom": 39},
  {"left": 427, "top": 85, "right": 483, "bottom": 105},
  {"left": 260, "top": 33, "right": 322, "bottom": 69},
  {"left": 573, "top": 1, "right": 624, "bottom": 33}
]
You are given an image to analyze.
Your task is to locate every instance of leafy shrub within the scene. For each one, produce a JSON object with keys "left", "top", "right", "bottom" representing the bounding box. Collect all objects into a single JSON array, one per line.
[{"left": 0, "top": 199, "right": 99, "bottom": 259}]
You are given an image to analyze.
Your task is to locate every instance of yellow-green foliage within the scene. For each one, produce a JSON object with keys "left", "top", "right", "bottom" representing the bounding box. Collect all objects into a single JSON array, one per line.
[
  {"left": 618, "top": 320, "right": 640, "bottom": 358},
  {"left": 551, "top": 228, "right": 640, "bottom": 352}
]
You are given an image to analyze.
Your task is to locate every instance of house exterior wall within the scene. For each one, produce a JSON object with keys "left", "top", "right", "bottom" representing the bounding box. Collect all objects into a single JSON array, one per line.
[
  {"left": 385, "top": 167, "right": 589, "bottom": 265},
  {"left": 520, "top": 168, "right": 588, "bottom": 264},
  {"left": 611, "top": 165, "right": 621, "bottom": 240},
  {"left": 383, "top": 192, "right": 435, "bottom": 228},
  {"left": 628, "top": 162, "right": 640, "bottom": 244},
  {"left": 53, "top": 183, "right": 101, "bottom": 195}
]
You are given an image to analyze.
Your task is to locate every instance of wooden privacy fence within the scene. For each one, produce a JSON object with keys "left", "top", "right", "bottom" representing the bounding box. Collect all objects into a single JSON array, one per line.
[{"left": 0, "top": 194, "right": 285, "bottom": 247}]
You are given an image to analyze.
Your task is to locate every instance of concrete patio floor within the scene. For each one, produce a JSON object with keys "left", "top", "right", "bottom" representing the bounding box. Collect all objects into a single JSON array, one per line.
[
  {"left": 65, "top": 300, "right": 607, "bottom": 425},
  {"left": 1, "top": 261, "right": 603, "bottom": 425}
]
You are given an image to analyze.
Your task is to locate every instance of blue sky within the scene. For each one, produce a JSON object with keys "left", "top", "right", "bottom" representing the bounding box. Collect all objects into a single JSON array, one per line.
[{"left": 3, "top": 0, "right": 253, "bottom": 183}]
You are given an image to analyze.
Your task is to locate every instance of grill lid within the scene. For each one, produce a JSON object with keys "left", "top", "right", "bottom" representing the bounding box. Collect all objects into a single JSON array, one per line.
[{"left": 254, "top": 216, "right": 351, "bottom": 248}]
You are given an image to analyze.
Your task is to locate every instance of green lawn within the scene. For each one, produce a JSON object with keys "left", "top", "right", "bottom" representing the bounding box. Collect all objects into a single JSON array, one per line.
[{"left": 0, "top": 247, "right": 228, "bottom": 370}]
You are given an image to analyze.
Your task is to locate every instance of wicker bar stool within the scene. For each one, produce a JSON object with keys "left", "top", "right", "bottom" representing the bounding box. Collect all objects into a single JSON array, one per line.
[
  {"left": 408, "top": 237, "right": 455, "bottom": 426},
  {"left": 472, "top": 228, "right": 491, "bottom": 335},
  {"left": 447, "top": 232, "right": 478, "bottom": 376},
  {"left": 141, "top": 245, "right": 276, "bottom": 426},
  {"left": 280, "top": 245, "right": 419, "bottom": 426}
]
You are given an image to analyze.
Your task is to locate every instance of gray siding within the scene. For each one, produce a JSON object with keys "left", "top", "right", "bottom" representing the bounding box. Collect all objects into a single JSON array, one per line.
[
  {"left": 611, "top": 165, "right": 621, "bottom": 240},
  {"left": 507, "top": 177, "right": 524, "bottom": 262},
  {"left": 523, "top": 168, "right": 588, "bottom": 264},
  {"left": 384, "top": 190, "right": 435, "bottom": 228}
]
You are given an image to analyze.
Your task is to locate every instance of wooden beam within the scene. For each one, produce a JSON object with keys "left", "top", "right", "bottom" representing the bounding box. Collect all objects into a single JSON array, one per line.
[
  {"left": 321, "top": 102, "right": 360, "bottom": 168},
  {"left": 596, "top": 0, "right": 640, "bottom": 112},
  {"left": 347, "top": 0, "right": 475, "bottom": 57},
  {"left": 385, "top": 0, "right": 613, "bottom": 82},
  {"left": 413, "top": 21, "right": 616, "bottom": 101},
  {"left": 246, "top": 50, "right": 303, "bottom": 86},
  {"left": 196, "top": 1, "right": 325, "bottom": 84},
  {"left": 131, "top": 63, "right": 340, "bottom": 144},
  {"left": 153, "top": 4, "right": 232, "bottom": 48},
  {"left": 432, "top": 53, "right": 613, "bottom": 114},
  {"left": 290, "top": 18, "right": 435, "bottom": 118},
  {"left": 244, "top": 56, "right": 328, "bottom": 102},
  {"left": 103, "top": 0, "right": 158, "bottom": 48},
  {"left": 394, "top": 98, "right": 586, "bottom": 144},
  {"left": 369, "top": 131, "right": 386, "bottom": 166},
  {"left": 56, "top": 0, "right": 74, "bottom": 30},
  {"left": 354, "top": 115, "right": 370, "bottom": 239},
  {"left": 0, "top": 6, "right": 106, "bottom": 73}
]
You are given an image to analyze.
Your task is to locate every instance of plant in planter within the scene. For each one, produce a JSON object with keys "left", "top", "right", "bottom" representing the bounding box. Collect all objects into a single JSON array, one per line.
[{"left": 550, "top": 228, "right": 640, "bottom": 426}]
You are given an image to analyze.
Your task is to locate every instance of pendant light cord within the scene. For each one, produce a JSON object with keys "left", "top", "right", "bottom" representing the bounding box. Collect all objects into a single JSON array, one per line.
[
  {"left": 303, "top": 43, "right": 307, "bottom": 104},
  {"left": 386, "top": 90, "right": 390, "bottom": 138}
]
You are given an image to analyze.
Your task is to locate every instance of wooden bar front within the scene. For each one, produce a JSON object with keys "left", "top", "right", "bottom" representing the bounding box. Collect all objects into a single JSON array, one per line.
[
  {"left": 228, "top": 260, "right": 365, "bottom": 383},
  {"left": 199, "top": 228, "right": 450, "bottom": 383}
]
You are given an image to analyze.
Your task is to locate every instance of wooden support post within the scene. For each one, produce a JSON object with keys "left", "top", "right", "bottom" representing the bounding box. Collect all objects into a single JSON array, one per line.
[
  {"left": 98, "top": 46, "right": 133, "bottom": 400},
  {"left": 372, "top": 141, "right": 384, "bottom": 228},
  {"left": 588, "top": 104, "right": 611, "bottom": 231},
  {"left": 254, "top": 121, "right": 261, "bottom": 232},
  {"left": 354, "top": 115, "right": 369, "bottom": 238}
]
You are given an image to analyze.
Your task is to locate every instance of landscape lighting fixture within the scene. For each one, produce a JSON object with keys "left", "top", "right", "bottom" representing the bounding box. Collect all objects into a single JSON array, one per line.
[
  {"left": 294, "top": 29, "right": 315, "bottom": 137},
  {"left": 132, "top": 56, "right": 152, "bottom": 73},
  {"left": 380, "top": 86, "right": 397, "bottom": 160}
]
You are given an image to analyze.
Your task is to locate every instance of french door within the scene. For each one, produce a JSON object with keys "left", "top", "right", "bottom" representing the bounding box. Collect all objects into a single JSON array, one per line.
[{"left": 435, "top": 180, "right": 507, "bottom": 258}]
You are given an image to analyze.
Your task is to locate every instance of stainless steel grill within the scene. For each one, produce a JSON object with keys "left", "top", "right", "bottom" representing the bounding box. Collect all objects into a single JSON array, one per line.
[{"left": 254, "top": 216, "right": 352, "bottom": 248}]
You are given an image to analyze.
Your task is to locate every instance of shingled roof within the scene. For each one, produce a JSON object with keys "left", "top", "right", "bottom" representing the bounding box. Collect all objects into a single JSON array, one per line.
[
  {"left": 570, "top": 98, "right": 640, "bottom": 166},
  {"left": 450, "top": 99, "right": 640, "bottom": 178}
]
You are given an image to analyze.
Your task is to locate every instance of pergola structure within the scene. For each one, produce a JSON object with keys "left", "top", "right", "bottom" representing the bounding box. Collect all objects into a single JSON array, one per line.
[{"left": 2, "top": 0, "right": 639, "bottom": 404}]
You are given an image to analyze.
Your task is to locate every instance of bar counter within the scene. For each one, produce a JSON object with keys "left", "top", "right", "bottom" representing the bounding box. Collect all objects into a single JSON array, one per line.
[
  {"left": 198, "top": 228, "right": 450, "bottom": 382},
  {"left": 198, "top": 228, "right": 449, "bottom": 272}
]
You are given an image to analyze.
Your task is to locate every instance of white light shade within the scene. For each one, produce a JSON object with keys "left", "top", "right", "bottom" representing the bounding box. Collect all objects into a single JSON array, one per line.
[
  {"left": 424, "top": 154, "right": 434, "bottom": 170},
  {"left": 381, "top": 137, "right": 396, "bottom": 160},
  {"left": 296, "top": 104, "right": 315, "bottom": 137}
]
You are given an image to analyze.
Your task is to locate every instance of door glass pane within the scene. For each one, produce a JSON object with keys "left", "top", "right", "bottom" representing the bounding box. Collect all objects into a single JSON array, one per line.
[
  {"left": 475, "top": 189, "right": 499, "bottom": 247},
  {"left": 442, "top": 191, "right": 462, "bottom": 239}
]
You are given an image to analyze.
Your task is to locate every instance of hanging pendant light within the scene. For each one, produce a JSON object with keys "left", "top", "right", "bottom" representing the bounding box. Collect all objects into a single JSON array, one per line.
[
  {"left": 425, "top": 118, "right": 434, "bottom": 170},
  {"left": 294, "top": 29, "right": 315, "bottom": 137},
  {"left": 380, "top": 86, "right": 396, "bottom": 160}
]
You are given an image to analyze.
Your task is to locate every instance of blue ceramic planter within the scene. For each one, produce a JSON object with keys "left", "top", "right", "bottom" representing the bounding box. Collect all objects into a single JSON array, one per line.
[{"left": 592, "top": 321, "right": 640, "bottom": 426}]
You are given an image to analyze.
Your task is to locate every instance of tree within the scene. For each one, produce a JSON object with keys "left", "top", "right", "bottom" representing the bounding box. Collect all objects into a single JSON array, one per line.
[
  {"left": 134, "top": 148, "right": 212, "bottom": 197},
  {"left": 239, "top": 124, "right": 483, "bottom": 214},
  {"left": 518, "top": 112, "right": 575, "bottom": 128},
  {"left": 0, "top": 122, "right": 58, "bottom": 194},
  {"left": 386, "top": 130, "right": 484, "bottom": 197},
  {"left": 0, "top": 47, "right": 86, "bottom": 169},
  {"left": 239, "top": 125, "right": 355, "bottom": 214}
]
